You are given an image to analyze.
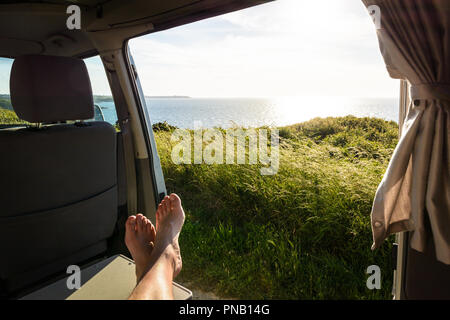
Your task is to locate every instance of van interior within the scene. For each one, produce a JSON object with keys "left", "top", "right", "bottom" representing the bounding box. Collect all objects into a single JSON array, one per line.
[
  {"left": 0, "top": 0, "right": 449, "bottom": 300},
  {"left": 0, "top": 0, "right": 274, "bottom": 300}
]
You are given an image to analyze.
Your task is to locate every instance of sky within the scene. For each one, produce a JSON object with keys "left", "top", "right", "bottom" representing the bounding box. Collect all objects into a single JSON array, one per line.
[
  {"left": 128, "top": 0, "right": 399, "bottom": 98},
  {"left": 1, "top": 0, "right": 399, "bottom": 98}
]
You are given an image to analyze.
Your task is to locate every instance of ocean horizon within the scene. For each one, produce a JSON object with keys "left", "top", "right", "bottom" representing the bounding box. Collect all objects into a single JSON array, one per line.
[{"left": 97, "top": 96, "right": 399, "bottom": 129}]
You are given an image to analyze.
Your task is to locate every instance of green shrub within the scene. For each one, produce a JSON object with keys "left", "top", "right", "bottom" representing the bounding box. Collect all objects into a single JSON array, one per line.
[{"left": 153, "top": 121, "right": 177, "bottom": 132}]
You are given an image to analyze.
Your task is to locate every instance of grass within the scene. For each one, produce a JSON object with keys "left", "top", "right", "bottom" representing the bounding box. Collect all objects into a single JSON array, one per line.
[
  {"left": 152, "top": 117, "right": 398, "bottom": 299},
  {"left": 0, "top": 107, "right": 26, "bottom": 125}
]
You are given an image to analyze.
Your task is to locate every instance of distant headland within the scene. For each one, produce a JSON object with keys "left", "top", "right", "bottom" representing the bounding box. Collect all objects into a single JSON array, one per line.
[
  {"left": 0, "top": 94, "right": 191, "bottom": 107},
  {"left": 146, "top": 95, "right": 191, "bottom": 99},
  {"left": 93, "top": 95, "right": 190, "bottom": 103}
]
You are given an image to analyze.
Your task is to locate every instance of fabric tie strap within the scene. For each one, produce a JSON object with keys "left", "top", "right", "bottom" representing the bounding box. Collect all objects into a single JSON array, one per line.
[{"left": 409, "top": 83, "right": 450, "bottom": 101}]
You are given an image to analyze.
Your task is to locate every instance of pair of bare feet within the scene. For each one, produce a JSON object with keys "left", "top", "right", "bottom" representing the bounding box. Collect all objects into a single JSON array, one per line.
[{"left": 124, "top": 193, "right": 185, "bottom": 299}]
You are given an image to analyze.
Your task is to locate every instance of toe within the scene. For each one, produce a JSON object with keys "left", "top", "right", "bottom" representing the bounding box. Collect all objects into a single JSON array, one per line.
[
  {"left": 136, "top": 215, "right": 144, "bottom": 232},
  {"left": 150, "top": 223, "right": 156, "bottom": 240},
  {"left": 156, "top": 209, "right": 161, "bottom": 229},
  {"left": 163, "top": 196, "right": 170, "bottom": 214},
  {"left": 140, "top": 216, "right": 148, "bottom": 232},
  {"left": 169, "top": 193, "right": 184, "bottom": 219},
  {"left": 126, "top": 215, "right": 136, "bottom": 227},
  {"left": 144, "top": 218, "right": 151, "bottom": 231},
  {"left": 146, "top": 221, "right": 155, "bottom": 240},
  {"left": 169, "top": 193, "right": 181, "bottom": 206},
  {"left": 125, "top": 216, "right": 137, "bottom": 234},
  {"left": 162, "top": 197, "right": 169, "bottom": 215}
]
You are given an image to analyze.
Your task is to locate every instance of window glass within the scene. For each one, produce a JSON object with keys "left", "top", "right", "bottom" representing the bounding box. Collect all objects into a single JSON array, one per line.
[
  {"left": 84, "top": 56, "right": 118, "bottom": 126},
  {"left": 0, "top": 58, "right": 24, "bottom": 126}
]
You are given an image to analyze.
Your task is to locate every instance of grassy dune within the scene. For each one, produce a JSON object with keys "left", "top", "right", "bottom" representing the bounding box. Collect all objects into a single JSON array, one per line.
[{"left": 153, "top": 117, "right": 398, "bottom": 299}]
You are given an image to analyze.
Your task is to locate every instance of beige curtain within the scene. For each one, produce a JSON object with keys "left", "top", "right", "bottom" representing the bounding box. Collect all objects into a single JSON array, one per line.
[{"left": 362, "top": 0, "right": 450, "bottom": 264}]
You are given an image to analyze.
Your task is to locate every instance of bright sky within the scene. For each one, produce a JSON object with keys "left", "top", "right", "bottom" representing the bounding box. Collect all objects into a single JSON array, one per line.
[
  {"left": 1, "top": 0, "right": 399, "bottom": 98},
  {"left": 129, "top": 0, "right": 399, "bottom": 98}
]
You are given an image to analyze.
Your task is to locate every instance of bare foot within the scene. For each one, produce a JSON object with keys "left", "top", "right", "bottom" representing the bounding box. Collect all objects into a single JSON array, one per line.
[
  {"left": 153, "top": 193, "right": 185, "bottom": 278},
  {"left": 125, "top": 214, "right": 156, "bottom": 282}
]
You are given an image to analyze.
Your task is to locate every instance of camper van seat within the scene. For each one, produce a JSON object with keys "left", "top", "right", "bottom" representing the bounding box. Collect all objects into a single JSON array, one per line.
[{"left": 0, "top": 55, "right": 117, "bottom": 296}]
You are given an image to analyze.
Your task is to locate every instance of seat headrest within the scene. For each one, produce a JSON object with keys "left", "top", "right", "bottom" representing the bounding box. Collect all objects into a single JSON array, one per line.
[{"left": 10, "top": 55, "right": 94, "bottom": 123}]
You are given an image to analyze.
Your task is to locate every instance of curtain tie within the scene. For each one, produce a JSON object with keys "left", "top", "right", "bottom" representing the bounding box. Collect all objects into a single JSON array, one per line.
[{"left": 410, "top": 83, "right": 450, "bottom": 101}]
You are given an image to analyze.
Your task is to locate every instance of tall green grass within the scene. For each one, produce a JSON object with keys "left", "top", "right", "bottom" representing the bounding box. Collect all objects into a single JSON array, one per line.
[
  {"left": 153, "top": 117, "right": 398, "bottom": 299},
  {"left": 0, "top": 107, "right": 25, "bottom": 125}
]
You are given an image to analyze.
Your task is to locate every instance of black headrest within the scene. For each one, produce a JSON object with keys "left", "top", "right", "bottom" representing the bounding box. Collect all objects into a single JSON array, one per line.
[{"left": 10, "top": 55, "right": 94, "bottom": 123}]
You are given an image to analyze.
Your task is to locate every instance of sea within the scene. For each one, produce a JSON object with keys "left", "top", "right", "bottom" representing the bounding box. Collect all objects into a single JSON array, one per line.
[{"left": 97, "top": 96, "right": 399, "bottom": 129}]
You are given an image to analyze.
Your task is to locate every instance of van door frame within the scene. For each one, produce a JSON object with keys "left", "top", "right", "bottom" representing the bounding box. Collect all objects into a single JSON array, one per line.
[
  {"left": 121, "top": 41, "right": 167, "bottom": 222},
  {"left": 393, "top": 79, "right": 410, "bottom": 300},
  {"left": 87, "top": 23, "right": 166, "bottom": 223}
]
